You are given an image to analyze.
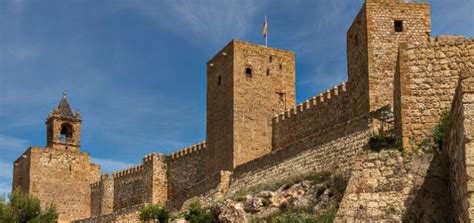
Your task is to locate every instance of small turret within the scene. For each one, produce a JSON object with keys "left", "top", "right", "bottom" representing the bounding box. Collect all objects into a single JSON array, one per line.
[{"left": 46, "top": 91, "right": 82, "bottom": 149}]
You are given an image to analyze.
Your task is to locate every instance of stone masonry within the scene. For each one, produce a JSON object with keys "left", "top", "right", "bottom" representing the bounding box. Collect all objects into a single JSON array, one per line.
[
  {"left": 10, "top": 0, "right": 473, "bottom": 222},
  {"left": 444, "top": 71, "right": 474, "bottom": 221},
  {"left": 395, "top": 37, "right": 473, "bottom": 149},
  {"left": 335, "top": 150, "right": 451, "bottom": 222}
]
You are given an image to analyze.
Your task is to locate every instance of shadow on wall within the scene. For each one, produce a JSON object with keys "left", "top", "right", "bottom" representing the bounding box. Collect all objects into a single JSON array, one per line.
[{"left": 402, "top": 154, "right": 452, "bottom": 222}]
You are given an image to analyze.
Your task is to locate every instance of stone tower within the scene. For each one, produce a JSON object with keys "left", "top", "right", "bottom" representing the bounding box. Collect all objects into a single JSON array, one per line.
[
  {"left": 347, "top": 0, "right": 431, "bottom": 114},
  {"left": 206, "top": 40, "right": 296, "bottom": 172},
  {"left": 46, "top": 91, "right": 82, "bottom": 151},
  {"left": 13, "top": 93, "right": 100, "bottom": 223}
]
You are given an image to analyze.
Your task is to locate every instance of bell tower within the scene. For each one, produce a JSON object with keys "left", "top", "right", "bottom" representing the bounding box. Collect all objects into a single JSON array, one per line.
[{"left": 46, "top": 91, "right": 82, "bottom": 150}]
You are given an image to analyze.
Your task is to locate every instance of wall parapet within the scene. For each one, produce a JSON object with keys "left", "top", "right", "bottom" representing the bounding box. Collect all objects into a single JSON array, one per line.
[
  {"left": 273, "top": 82, "right": 347, "bottom": 123},
  {"left": 166, "top": 141, "right": 206, "bottom": 161},
  {"left": 111, "top": 164, "right": 144, "bottom": 179},
  {"left": 272, "top": 82, "right": 353, "bottom": 150}
]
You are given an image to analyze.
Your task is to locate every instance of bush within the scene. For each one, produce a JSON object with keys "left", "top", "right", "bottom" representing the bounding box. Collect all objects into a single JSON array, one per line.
[
  {"left": 368, "top": 129, "right": 401, "bottom": 152},
  {"left": 433, "top": 110, "right": 450, "bottom": 150},
  {"left": 184, "top": 200, "right": 214, "bottom": 223},
  {"left": 0, "top": 188, "right": 58, "bottom": 223},
  {"left": 139, "top": 204, "right": 169, "bottom": 223}
]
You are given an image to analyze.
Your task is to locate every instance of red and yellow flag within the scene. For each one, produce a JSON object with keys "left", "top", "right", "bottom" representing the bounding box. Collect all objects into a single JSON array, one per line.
[{"left": 263, "top": 16, "right": 267, "bottom": 38}]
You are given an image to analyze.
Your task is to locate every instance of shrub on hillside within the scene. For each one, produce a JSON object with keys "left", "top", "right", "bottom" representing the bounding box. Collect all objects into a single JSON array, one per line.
[
  {"left": 139, "top": 204, "right": 169, "bottom": 223},
  {"left": 184, "top": 200, "right": 214, "bottom": 223},
  {"left": 0, "top": 188, "right": 58, "bottom": 223}
]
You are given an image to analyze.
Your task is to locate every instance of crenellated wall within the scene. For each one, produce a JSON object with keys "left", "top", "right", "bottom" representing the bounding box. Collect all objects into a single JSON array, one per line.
[
  {"left": 395, "top": 36, "right": 474, "bottom": 149},
  {"left": 90, "top": 182, "right": 101, "bottom": 217},
  {"left": 112, "top": 163, "right": 147, "bottom": 210},
  {"left": 90, "top": 174, "right": 114, "bottom": 217},
  {"left": 109, "top": 152, "right": 167, "bottom": 211},
  {"left": 272, "top": 83, "right": 350, "bottom": 150},
  {"left": 444, "top": 71, "right": 474, "bottom": 221},
  {"left": 166, "top": 142, "right": 208, "bottom": 205}
]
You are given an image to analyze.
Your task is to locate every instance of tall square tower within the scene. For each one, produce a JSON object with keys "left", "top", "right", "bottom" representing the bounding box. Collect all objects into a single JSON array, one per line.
[
  {"left": 206, "top": 40, "right": 296, "bottom": 172},
  {"left": 347, "top": 0, "right": 431, "bottom": 113}
]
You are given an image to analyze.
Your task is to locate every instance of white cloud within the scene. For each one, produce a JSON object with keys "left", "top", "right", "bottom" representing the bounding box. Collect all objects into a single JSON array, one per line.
[
  {"left": 123, "top": 0, "right": 269, "bottom": 46},
  {"left": 0, "top": 135, "right": 28, "bottom": 157},
  {"left": 91, "top": 157, "right": 134, "bottom": 174}
]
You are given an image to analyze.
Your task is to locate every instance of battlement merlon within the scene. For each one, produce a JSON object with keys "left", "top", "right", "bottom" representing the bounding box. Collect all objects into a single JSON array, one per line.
[
  {"left": 166, "top": 141, "right": 207, "bottom": 161},
  {"left": 207, "top": 39, "right": 294, "bottom": 65}
]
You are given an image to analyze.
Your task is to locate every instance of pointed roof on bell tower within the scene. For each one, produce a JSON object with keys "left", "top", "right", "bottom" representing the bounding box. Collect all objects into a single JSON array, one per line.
[{"left": 57, "top": 90, "right": 75, "bottom": 119}]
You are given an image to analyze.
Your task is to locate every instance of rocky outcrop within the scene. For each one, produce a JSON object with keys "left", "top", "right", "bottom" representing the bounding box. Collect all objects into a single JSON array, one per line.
[{"left": 211, "top": 174, "right": 344, "bottom": 222}]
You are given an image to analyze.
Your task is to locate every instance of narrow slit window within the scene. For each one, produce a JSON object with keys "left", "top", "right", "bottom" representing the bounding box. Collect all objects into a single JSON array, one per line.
[
  {"left": 267, "top": 69, "right": 270, "bottom": 76},
  {"left": 394, "top": 20, "right": 403, "bottom": 32},
  {"left": 245, "top": 67, "right": 252, "bottom": 77},
  {"left": 279, "top": 64, "right": 282, "bottom": 70},
  {"left": 218, "top": 75, "right": 221, "bottom": 86}
]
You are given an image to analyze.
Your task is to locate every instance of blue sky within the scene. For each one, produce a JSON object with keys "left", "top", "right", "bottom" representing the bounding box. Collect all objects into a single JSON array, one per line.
[{"left": 0, "top": 0, "right": 472, "bottom": 196}]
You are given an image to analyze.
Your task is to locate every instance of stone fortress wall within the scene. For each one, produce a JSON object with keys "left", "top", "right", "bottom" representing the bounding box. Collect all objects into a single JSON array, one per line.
[
  {"left": 395, "top": 36, "right": 474, "bottom": 149},
  {"left": 444, "top": 71, "right": 474, "bottom": 222},
  {"left": 335, "top": 70, "right": 473, "bottom": 221},
  {"left": 271, "top": 82, "right": 351, "bottom": 150},
  {"left": 12, "top": 0, "right": 474, "bottom": 222}
]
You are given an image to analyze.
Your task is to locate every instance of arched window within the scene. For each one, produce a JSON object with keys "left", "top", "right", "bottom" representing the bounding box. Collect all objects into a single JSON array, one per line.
[{"left": 60, "top": 123, "right": 73, "bottom": 143}]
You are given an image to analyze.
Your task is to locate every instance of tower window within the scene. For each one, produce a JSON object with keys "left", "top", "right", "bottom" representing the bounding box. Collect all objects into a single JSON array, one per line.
[
  {"left": 269, "top": 55, "right": 273, "bottom": 63},
  {"left": 218, "top": 75, "right": 221, "bottom": 86},
  {"left": 267, "top": 69, "right": 270, "bottom": 76},
  {"left": 245, "top": 67, "right": 252, "bottom": 77},
  {"left": 279, "top": 64, "right": 282, "bottom": 70},
  {"left": 60, "top": 123, "right": 73, "bottom": 143},
  {"left": 394, "top": 20, "right": 403, "bottom": 32}
]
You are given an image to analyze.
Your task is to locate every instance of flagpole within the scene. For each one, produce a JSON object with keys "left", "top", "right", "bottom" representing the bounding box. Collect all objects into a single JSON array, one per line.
[{"left": 265, "top": 15, "right": 268, "bottom": 47}]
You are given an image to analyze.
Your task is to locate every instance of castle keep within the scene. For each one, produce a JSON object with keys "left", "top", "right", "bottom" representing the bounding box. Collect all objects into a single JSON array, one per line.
[{"left": 12, "top": 0, "right": 473, "bottom": 222}]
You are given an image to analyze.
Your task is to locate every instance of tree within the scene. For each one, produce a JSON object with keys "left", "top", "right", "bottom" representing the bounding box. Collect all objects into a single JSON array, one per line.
[
  {"left": 139, "top": 204, "right": 169, "bottom": 223},
  {"left": 0, "top": 188, "right": 58, "bottom": 223}
]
